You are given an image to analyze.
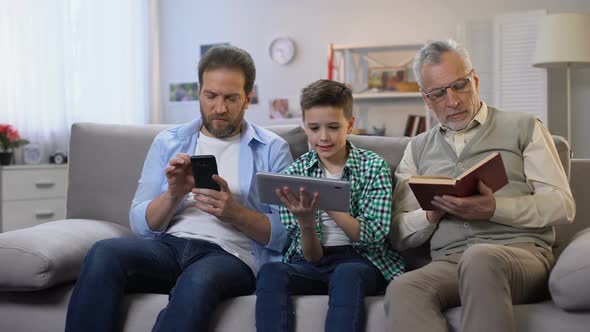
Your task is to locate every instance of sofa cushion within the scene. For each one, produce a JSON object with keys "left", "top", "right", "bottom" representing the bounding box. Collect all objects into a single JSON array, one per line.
[
  {"left": 549, "top": 228, "right": 590, "bottom": 310},
  {"left": 348, "top": 134, "right": 411, "bottom": 174},
  {"left": 0, "top": 219, "right": 133, "bottom": 291}
]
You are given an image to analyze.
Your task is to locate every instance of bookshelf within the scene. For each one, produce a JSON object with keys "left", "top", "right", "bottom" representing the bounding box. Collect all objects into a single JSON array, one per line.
[{"left": 328, "top": 43, "right": 434, "bottom": 135}]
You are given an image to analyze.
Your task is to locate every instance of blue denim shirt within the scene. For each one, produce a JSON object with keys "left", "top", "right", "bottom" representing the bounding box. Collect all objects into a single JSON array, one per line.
[{"left": 129, "top": 117, "right": 294, "bottom": 270}]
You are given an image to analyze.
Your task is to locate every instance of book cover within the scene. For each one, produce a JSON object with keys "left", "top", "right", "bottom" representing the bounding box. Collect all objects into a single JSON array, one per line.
[{"left": 408, "top": 152, "right": 509, "bottom": 210}]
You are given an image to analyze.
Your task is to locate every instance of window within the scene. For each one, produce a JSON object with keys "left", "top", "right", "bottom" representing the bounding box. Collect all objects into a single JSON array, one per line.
[{"left": 0, "top": 0, "right": 149, "bottom": 155}]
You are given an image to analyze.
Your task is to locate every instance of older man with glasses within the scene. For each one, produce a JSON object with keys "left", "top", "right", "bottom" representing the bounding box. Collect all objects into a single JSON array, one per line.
[{"left": 384, "top": 39, "right": 575, "bottom": 332}]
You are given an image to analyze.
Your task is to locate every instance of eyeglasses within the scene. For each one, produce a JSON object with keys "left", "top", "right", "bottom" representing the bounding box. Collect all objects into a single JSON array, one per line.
[{"left": 422, "top": 69, "right": 475, "bottom": 102}]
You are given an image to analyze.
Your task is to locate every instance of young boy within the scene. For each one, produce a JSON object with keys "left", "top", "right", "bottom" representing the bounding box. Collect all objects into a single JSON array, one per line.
[{"left": 255, "top": 79, "right": 405, "bottom": 332}]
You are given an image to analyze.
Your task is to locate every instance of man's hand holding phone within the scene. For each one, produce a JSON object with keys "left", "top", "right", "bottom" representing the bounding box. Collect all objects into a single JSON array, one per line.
[
  {"left": 190, "top": 155, "right": 221, "bottom": 191},
  {"left": 190, "top": 155, "right": 244, "bottom": 223},
  {"left": 192, "top": 174, "right": 244, "bottom": 223},
  {"left": 165, "top": 153, "right": 194, "bottom": 199}
]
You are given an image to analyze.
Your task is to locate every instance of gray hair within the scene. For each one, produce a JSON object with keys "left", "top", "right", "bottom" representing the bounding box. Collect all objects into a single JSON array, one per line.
[{"left": 413, "top": 39, "right": 473, "bottom": 88}]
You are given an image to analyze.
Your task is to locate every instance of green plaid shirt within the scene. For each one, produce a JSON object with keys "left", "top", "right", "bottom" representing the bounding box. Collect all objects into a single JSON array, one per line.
[{"left": 280, "top": 141, "right": 405, "bottom": 280}]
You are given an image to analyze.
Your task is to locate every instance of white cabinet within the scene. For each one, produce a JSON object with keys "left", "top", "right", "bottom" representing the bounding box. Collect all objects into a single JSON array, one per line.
[
  {"left": 329, "top": 43, "right": 434, "bottom": 135},
  {"left": 0, "top": 165, "right": 67, "bottom": 232}
]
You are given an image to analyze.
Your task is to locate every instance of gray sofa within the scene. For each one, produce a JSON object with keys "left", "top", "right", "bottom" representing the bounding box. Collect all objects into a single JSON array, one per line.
[{"left": 1, "top": 122, "right": 589, "bottom": 332}]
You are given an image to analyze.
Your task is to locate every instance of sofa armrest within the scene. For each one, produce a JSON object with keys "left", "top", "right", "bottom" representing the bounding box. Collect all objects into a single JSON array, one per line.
[
  {"left": 0, "top": 219, "right": 133, "bottom": 291},
  {"left": 549, "top": 227, "right": 590, "bottom": 310}
]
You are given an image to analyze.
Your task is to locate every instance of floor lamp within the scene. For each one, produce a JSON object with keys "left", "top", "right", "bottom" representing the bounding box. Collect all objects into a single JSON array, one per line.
[{"left": 532, "top": 13, "right": 590, "bottom": 154}]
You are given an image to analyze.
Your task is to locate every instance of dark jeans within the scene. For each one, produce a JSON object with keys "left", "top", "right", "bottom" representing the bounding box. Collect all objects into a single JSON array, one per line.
[
  {"left": 65, "top": 234, "right": 255, "bottom": 332},
  {"left": 255, "top": 245, "right": 387, "bottom": 332}
]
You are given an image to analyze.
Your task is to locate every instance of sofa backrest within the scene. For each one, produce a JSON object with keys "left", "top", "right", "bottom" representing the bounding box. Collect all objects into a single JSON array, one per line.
[
  {"left": 65, "top": 123, "right": 309, "bottom": 227},
  {"left": 66, "top": 123, "right": 170, "bottom": 225},
  {"left": 65, "top": 122, "right": 574, "bottom": 255}
]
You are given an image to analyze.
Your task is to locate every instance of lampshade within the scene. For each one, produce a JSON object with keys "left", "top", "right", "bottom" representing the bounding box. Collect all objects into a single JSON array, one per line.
[{"left": 533, "top": 13, "right": 590, "bottom": 68}]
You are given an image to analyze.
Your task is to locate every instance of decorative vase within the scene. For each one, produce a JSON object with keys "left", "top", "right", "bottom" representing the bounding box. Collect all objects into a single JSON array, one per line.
[{"left": 0, "top": 151, "right": 13, "bottom": 166}]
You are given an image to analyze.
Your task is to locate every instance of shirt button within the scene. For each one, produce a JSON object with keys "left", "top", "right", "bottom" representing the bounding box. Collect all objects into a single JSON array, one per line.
[
  {"left": 463, "top": 222, "right": 470, "bottom": 228},
  {"left": 457, "top": 162, "right": 464, "bottom": 168}
]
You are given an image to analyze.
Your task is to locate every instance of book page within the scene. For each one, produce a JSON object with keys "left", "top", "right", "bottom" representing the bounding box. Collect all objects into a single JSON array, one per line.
[{"left": 408, "top": 176, "right": 456, "bottom": 185}]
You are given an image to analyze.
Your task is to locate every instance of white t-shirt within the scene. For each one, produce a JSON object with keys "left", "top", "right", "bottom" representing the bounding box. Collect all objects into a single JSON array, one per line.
[
  {"left": 319, "top": 164, "right": 351, "bottom": 246},
  {"left": 166, "top": 133, "right": 256, "bottom": 273}
]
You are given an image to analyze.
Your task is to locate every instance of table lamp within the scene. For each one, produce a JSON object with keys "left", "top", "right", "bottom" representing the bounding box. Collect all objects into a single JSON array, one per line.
[{"left": 532, "top": 12, "right": 590, "bottom": 152}]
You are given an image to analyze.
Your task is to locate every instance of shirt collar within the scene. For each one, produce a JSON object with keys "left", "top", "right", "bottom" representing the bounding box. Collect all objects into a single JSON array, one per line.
[
  {"left": 303, "top": 140, "right": 362, "bottom": 176},
  {"left": 439, "top": 101, "right": 488, "bottom": 134}
]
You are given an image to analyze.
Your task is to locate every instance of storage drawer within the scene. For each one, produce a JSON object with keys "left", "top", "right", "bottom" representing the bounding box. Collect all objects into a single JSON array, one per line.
[
  {"left": 1, "top": 167, "right": 67, "bottom": 200},
  {"left": 1, "top": 198, "right": 66, "bottom": 232}
]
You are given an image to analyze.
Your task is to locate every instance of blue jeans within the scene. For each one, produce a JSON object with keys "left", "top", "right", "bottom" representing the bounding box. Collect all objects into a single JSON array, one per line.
[
  {"left": 255, "top": 246, "right": 386, "bottom": 332},
  {"left": 65, "top": 234, "right": 255, "bottom": 332}
]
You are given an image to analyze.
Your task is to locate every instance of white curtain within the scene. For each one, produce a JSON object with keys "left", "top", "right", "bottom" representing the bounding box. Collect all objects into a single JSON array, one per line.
[{"left": 0, "top": 0, "right": 149, "bottom": 159}]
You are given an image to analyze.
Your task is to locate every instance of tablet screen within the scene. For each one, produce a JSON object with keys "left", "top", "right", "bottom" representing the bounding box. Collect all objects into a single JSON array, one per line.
[{"left": 256, "top": 172, "right": 350, "bottom": 212}]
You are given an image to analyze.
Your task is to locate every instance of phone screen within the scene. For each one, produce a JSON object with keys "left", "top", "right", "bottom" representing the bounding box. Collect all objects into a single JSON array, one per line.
[{"left": 190, "top": 155, "right": 221, "bottom": 191}]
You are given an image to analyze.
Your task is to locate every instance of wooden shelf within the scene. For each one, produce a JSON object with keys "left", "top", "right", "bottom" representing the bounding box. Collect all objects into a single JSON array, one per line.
[
  {"left": 353, "top": 91, "right": 422, "bottom": 100},
  {"left": 332, "top": 43, "right": 424, "bottom": 52}
]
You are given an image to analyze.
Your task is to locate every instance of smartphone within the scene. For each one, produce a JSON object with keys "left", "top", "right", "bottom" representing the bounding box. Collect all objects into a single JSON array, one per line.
[{"left": 190, "top": 155, "right": 221, "bottom": 191}]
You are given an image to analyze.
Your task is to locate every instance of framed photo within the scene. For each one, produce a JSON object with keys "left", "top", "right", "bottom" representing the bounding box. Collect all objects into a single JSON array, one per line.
[
  {"left": 169, "top": 82, "right": 199, "bottom": 102},
  {"left": 368, "top": 66, "right": 406, "bottom": 91},
  {"left": 269, "top": 98, "right": 292, "bottom": 119},
  {"left": 23, "top": 144, "right": 42, "bottom": 165}
]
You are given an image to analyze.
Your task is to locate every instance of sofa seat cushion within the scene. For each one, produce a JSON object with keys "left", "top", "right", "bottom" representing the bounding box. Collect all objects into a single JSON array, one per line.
[
  {"left": 0, "top": 219, "right": 133, "bottom": 291},
  {"left": 445, "top": 300, "right": 590, "bottom": 331},
  {"left": 549, "top": 228, "right": 590, "bottom": 310}
]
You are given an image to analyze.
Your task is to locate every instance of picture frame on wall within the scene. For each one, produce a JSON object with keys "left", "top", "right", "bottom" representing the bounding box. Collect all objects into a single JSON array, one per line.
[
  {"left": 169, "top": 82, "right": 199, "bottom": 102},
  {"left": 269, "top": 98, "right": 292, "bottom": 119}
]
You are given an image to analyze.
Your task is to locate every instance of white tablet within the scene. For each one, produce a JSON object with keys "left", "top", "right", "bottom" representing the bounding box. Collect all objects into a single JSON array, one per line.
[{"left": 256, "top": 172, "right": 350, "bottom": 212}]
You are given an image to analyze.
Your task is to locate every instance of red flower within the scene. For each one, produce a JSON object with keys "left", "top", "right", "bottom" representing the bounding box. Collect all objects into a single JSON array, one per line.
[{"left": 0, "top": 124, "right": 29, "bottom": 151}]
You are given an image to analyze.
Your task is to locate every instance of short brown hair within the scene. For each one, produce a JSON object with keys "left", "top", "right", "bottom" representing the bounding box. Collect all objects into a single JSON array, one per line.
[
  {"left": 198, "top": 45, "right": 256, "bottom": 94},
  {"left": 300, "top": 80, "right": 353, "bottom": 119}
]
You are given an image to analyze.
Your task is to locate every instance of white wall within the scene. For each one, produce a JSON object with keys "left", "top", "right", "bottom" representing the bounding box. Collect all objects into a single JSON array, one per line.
[{"left": 159, "top": 0, "right": 590, "bottom": 156}]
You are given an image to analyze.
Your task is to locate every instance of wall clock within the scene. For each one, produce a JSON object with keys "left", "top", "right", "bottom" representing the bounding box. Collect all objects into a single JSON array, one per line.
[{"left": 269, "top": 37, "right": 296, "bottom": 65}]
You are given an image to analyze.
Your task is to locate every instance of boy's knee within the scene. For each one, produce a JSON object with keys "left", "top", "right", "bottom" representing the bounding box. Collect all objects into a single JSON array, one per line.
[
  {"left": 331, "top": 263, "right": 369, "bottom": 284},
  {"left": 256, "top": 262, "right": 290, "bottom": 287}
]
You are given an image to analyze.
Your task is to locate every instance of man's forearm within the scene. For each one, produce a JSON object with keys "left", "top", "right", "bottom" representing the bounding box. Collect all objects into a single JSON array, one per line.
[
  {"left": 492, "top": 190, "right": 575, "bottom": 228},
  {"left": 227, "top": 206, "right": 272, "bottom": 244},
  {"left": 146, "top": 191, "right": 184, "bottom": 231},
  {"left": 390, "top": 210, "right": 437, "bottom": 251}
]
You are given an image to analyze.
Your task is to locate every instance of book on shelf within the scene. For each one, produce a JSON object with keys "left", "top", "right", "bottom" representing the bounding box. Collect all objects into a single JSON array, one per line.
[
  {"left": 404, "top": 115, "right": 426, "bottom": 137},
  {"left": 404, "top": 115, "right": 416, "bottom": 137},
  {"left": 417, "top": 116, "right": 426, "bottom": 135},
  {"left": 408, "top": 152, "right": 508, "bottom": 210}
]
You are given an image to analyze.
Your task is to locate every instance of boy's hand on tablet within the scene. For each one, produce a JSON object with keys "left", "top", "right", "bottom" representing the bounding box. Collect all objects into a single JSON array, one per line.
[{"left": 275, "top": 186, "right": 319, "bottom": 230}]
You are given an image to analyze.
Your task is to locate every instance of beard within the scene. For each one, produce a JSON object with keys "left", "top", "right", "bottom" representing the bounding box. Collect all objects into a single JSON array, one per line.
[{"left": 200, "top": 102, "right": 246, "bottom": 138}]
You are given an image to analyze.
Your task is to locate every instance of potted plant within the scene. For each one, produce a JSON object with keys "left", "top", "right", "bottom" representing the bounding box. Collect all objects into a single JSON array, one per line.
[{"left": 0, "top": 124, "right": 29, "bottom": 165}]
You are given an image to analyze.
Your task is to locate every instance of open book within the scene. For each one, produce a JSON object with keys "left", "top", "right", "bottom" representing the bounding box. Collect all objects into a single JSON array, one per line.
[{"left": 408, "top": 152, "right": 509, "bottom": 210}]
